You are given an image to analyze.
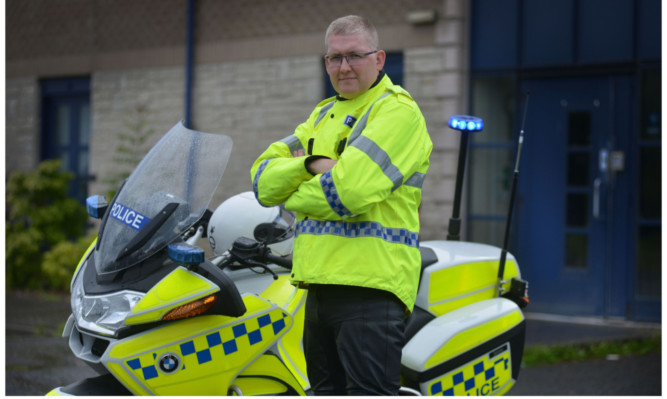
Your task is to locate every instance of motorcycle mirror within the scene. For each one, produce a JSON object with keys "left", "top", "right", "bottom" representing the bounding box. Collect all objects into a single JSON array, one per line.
[{"left": 254, "top": 223, "right": 288, "bottom": 244}]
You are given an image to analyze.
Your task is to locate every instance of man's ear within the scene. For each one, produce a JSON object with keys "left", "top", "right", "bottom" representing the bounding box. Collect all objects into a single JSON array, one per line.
[{"left": 376, "top": 50, "right": 386, "bottom": 71}]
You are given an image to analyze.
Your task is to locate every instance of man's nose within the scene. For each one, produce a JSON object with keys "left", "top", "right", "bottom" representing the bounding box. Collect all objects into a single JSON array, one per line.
[{"left": 339, "top": 57, "right": 352, "bottom": 71}]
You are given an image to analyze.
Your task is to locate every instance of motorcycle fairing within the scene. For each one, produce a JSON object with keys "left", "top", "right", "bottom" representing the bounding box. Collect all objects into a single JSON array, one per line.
[
  {"left": 70, "top": 239, "right": 97, "bottom": 291},
  {"left": 401, "top": 298, "right": 525, "bottom": 396},
  {"left": 416, "top": 241, "right": 521, "bottom": 316},
  {"left": 100, "top": 295, "right": 293, "bottom": 395},
  {"left": 125, "top": 266, "right": 220, "bottom": 325},
  {"left": 259, "top": 275, "right": 309, "bottom": 390}
]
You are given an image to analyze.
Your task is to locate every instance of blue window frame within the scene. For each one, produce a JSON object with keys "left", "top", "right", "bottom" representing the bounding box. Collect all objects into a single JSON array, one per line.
[{"left": 41, "top": 77, "right": 92, "bottom": 203}]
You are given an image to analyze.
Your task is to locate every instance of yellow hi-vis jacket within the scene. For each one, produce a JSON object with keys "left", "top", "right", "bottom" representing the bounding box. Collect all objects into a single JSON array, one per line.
[{"left": 250, "top": 74, "right": 433, "bottom": 311}]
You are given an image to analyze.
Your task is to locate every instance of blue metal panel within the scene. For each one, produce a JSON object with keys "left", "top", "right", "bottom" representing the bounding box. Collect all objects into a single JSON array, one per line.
[
  {"left": 638, "top": 0, "right": 661, "bottom": 60},
  {"left": 522, "top": 0, "right": 575, "bottom": 67},
  {"left": 470, "top": 0, "right": 519, "bottom": 70},
  {"left": 578, "top": 0, "right": 634, "bottom": 64}
]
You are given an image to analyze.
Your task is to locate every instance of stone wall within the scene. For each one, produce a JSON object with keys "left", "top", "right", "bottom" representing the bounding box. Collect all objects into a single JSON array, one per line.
[
  {"left": 405, "top": 0, "right": 468, "bottom": 240},
  {"left": 6, "top": 78, "right": 40, "bottom": 173}
]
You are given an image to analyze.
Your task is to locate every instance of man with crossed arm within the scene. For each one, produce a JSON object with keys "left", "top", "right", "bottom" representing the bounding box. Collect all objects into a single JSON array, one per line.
[{"left": 251, "top": 15, "right": 432, "bottom": 395}]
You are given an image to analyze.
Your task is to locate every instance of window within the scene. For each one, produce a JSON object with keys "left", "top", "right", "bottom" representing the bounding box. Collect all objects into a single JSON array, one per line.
[
  {"left": 468, "top": 76, "right": 516, "bottom": 246},
  {"left": 41, "top": 77, "right": 92, "bottom": 203}
]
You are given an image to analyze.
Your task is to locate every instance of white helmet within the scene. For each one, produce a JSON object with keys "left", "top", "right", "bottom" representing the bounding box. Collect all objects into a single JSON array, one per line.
[{"left": 207, "top": 192, "right": 295, "bottom": 257}]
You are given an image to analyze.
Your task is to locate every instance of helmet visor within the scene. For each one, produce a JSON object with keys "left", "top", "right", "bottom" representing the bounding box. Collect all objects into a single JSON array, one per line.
[{"left": 273, "top": 205, "right": 296, "bottom": 242}]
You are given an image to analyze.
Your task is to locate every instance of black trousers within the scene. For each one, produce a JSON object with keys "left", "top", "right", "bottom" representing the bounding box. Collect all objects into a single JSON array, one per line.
[{"left": 304, "top": 284, "right": 406, "bottom": 396}]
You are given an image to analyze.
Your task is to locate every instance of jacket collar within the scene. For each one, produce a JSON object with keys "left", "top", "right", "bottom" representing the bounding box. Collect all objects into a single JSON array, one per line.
[{"left": 335, "top": 70, "right": 387, "bottom": 101}]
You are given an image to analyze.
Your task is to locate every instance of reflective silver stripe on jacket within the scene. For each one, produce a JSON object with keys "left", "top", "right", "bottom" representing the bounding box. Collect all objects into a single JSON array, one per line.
[
  {"left": 296, "top": 219, "right": 419, "bottom": 248},
  {"left": 279, "top": 135, "right": 304, "bottom": 153},
  {"left": 346, "top": 91, "right": 425, "bottom": 192},
  {"left": 350, "top": 136, "right": 403, "bottom": 192},
  {"left": 404, "top": 172, "right": 426, "bottom": 188},
  {"left": 347, "top": 92, "right": 391, "bottom": 144},
  {"left": 314, "top": 101, "right": 336, "bottom": 127}
]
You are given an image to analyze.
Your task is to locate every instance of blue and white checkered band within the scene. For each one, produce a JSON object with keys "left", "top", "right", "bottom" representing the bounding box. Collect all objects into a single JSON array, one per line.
[
  {"left": 252, "top": 159, "right": 272, "bottom": 207},
  {"left": 320, "top": 170, "right": 357, "bottom": 218},
  {"left": 296, "top": 219, "right": 419, "bottom": 248}
]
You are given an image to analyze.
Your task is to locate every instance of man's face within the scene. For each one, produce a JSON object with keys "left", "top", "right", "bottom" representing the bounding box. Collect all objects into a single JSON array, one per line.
[{"left": 325, "top": 33, "right": 385, "bottom": 99}]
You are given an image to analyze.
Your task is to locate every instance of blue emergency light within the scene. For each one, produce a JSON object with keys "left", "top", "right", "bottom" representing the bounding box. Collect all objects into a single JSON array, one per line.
[
  {"left": 168, "top": 243, "right": 205, "bottom": 265},
  {"left": 86, "top": 195, "right": 109, "bottom": 219},
  {"left": 448, "top": 115, "right": 484, "bottom": 132}
]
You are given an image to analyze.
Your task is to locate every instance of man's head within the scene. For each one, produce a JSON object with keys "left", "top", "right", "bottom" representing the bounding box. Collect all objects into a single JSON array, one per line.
[{"left": 324, "top": 15, "right": 386, "bottom": 99}]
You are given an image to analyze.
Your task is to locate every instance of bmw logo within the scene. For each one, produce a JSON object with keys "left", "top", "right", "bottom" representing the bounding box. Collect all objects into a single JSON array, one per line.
[{"left": 158, "top": 353, "right": 180, "bottom": 374}]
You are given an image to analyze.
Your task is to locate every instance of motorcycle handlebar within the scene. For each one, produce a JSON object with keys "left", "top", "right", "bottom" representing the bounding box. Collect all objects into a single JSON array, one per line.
[{"left": 265, "top": 252, "right": 292, "bottom": 269}]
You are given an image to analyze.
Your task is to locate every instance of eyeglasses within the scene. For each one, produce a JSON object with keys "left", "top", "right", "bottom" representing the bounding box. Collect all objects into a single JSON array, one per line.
[{"left": 325, "top": 51, "right": 378, "bottom": 67}]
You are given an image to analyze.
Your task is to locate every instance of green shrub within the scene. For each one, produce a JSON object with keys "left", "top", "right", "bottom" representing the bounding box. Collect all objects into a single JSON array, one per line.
[
  {"left": 42, "top": 232, "right": 98, "bottom": 291},
  {"left": 6, "top": 160, "right": 88, "bottom": 289}
]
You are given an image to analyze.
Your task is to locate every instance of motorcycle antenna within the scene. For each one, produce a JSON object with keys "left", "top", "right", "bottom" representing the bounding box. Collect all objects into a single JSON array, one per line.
[
  {"left": 497, "top": 91, "right": 530, "bottom": 295},
  {"left": 446, "top": 115, "right": 484, "bottom": 241}
]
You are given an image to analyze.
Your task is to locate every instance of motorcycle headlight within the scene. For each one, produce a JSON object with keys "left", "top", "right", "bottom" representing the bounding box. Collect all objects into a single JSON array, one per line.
[{"left": 71, "top": 270, "right": 144, "bottom": 337}]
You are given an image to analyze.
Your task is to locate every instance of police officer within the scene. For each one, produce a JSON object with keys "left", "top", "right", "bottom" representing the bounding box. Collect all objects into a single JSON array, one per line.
[{"left": 251, "top": 15, "right": 432, "bottom": 395}]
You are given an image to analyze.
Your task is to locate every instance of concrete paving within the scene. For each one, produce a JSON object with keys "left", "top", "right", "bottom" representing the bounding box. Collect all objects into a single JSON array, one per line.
[{"left": 4, "top": 291, "right": 662, "bottom": 396}]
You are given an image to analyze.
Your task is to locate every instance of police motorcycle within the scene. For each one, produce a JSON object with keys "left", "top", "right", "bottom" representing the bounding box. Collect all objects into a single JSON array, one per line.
[{"left": 48, "top": 113, "right": 529, "bottom": 396}]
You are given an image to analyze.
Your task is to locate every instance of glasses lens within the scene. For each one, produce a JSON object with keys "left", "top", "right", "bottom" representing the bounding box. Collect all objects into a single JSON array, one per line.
[
  {"left": 327, "top": 55, "right": 342, "bottom": 67},
  {"left": 347, "top": 55, "right": 363, "bottom": 66},
  {"left": 327, "top": 53, "right": 369, "bottom": 67}
]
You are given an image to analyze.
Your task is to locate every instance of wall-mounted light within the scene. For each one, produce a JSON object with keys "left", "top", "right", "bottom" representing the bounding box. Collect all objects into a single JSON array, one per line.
[{"left": 406, "top": 9, "right": 438, "bottom": 26}]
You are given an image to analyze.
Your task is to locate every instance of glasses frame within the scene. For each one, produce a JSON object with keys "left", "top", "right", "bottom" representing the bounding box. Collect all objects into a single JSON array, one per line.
[{"left": 325, "top": 50, "right": 378, "bottom": 68}]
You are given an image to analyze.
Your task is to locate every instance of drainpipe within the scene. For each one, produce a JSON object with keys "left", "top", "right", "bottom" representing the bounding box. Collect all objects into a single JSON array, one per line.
[{"left": 184, "top": 0, "right": 195, "bottom": 128}]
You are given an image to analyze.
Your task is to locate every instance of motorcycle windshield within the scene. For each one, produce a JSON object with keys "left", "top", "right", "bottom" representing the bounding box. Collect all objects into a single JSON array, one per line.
[{"left": 95, "top": 121, "right": 233, "bottom": 275}]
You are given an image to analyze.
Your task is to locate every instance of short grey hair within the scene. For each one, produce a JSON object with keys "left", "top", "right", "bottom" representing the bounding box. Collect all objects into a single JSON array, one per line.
[{"left": 325, "top": 15, "right": 379, "bottom": 51}]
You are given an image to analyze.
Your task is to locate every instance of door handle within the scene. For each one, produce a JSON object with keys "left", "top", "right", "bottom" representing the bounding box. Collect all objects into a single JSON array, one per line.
[{"left": 593, "top": 178, "right": 601, "bottom": 219}]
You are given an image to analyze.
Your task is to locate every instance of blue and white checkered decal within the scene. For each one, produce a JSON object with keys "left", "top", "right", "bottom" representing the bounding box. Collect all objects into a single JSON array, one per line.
[
  {"left": 252, "top": 158, "right": 272, "bottom": 206},
  {"left": 296, "top": 219, "right": 419, "bottom": 248},
  {"left": 124, "top": 310, "right": 288, "bottom": 381},
  {"left": 320, "top": 170, "right": 358, "bottom": 218}
]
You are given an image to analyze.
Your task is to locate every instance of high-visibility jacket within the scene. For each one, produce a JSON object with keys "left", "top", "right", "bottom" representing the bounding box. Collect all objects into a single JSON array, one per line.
[{"left": 251, "top": 74, "right": 432, "bottom": 311}]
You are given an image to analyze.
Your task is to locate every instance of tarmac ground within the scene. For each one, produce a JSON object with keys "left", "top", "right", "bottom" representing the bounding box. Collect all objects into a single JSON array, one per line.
[
  {"left": 511, "top": 313, "right": 662, "bottom": 395},
  {"left": 4, "top": 290, "right": 662, "bottom": 396}
]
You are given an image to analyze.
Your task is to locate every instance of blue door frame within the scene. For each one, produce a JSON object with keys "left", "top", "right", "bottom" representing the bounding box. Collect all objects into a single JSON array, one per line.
[{"left": 517, "top": 76, "right": 638, "bottom": 318}]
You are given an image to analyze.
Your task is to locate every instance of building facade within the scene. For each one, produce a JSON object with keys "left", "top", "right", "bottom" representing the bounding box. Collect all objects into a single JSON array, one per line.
[{"left": 5, "top": 0, "right": 661, "bottom": 321}]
